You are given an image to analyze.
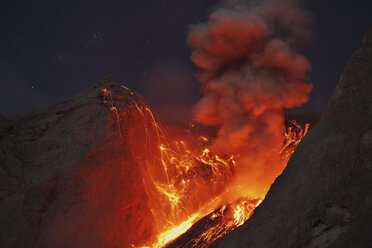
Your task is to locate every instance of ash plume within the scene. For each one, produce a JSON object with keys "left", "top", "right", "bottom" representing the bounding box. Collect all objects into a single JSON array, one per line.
[{"left": 188, "top": 0, "right": 313, "bottom": 198}]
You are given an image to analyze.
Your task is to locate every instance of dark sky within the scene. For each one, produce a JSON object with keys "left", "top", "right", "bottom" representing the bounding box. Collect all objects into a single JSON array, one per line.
[{"left": 0, "top": 0, "right": 371, "bottom": 119}]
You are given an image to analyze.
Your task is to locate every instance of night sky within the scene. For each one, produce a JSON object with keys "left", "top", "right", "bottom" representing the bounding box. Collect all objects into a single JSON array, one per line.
[{"left": 1, "top": 0, "right": 371, "bottom": 121}]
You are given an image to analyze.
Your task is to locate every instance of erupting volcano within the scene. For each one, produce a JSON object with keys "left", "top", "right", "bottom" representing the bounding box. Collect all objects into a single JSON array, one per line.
[
  {"left": 2, "top": 0, "right": 372, "bottom": 247},
  {"left": 79, "top": 0, "right": 314, "bottom": 247},
  {"left": 0, "top": 0, "right": 316, "bottom": 247},
  {"left": 123, "top": 0, "right": 314, "bottom": 246}
]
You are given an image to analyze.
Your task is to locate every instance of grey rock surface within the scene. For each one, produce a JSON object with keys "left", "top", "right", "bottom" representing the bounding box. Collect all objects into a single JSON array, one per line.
[
  {"left": 216, "top": 28, "right": 372, "bottom": 248},
  {"left": 0, "top": 76, "right": 152, "bottom": 248}
]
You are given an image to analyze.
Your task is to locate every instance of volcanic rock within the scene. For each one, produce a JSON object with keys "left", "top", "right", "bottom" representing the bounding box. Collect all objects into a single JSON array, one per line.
[
  {"left": 216, "top": 29, "right": 372, "bottom": 248},
  {"left": 0, "top": 76, "right": 153, "bottom": 248}
]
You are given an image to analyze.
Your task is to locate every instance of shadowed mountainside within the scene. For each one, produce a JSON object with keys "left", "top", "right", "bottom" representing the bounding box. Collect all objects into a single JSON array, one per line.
[
  {"left": 215, "top": 28, "right": 372, "bottom": 248},
  {"left": 0, "top": 76, "right": 155, "bottom": 248}
]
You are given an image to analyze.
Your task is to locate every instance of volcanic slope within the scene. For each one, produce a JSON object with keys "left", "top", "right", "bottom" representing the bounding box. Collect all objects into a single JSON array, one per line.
[{"left": 0, "top": 76, "right": 154, "bottom": 248}]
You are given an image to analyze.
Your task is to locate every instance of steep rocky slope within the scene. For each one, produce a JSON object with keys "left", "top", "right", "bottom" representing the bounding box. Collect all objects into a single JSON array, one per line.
[
  {"left": 0, "top": 76, "right": 153, "bottom": 248},
  {"left": 216, "top": 28, "right": 372, "bottom": 248}
]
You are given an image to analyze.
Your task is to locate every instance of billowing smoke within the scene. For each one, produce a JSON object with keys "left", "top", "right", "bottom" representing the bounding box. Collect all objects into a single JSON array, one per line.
[{"left": 188, "top": 0, "right": 313, "bottom": 198}]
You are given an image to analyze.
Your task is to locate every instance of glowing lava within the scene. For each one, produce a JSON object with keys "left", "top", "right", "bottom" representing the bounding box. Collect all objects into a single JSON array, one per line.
[{"left": 122, "top": 102, "right": 309, "bottom": 248}]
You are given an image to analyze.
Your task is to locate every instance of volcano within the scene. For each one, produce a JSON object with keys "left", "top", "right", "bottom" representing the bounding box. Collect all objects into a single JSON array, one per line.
[
  {"left": 1, "top": 29, "right": 371, "bottom": 248},
  {"left": 0, "top": 75, "right": 309, "bottom": 248}
]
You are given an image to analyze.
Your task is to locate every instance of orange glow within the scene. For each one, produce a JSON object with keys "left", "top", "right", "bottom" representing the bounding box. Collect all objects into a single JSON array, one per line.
[
  {"left": 151, "top": 212, "right": 201, "bottom": 248},
  {"left": 280, "top": 120, "right": 309, "bottom": 159},
  {"left": 122, "top": 101, "right": 309, "bottom": 247}
]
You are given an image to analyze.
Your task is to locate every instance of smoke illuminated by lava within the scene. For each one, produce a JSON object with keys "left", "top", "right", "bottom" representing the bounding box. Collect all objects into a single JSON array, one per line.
[{"left": 188, "top": 0, "right": 313, "bottom": 199}]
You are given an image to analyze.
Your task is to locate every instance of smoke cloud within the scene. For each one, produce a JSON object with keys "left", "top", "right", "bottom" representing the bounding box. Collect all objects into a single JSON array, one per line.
[{"left": 188, "top": 0, "right": 313, "bottom": 197}]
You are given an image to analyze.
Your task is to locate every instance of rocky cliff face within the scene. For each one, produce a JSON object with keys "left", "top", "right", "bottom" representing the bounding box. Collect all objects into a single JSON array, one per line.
[
  {"left": 216, "top": 28, "right": 372, "bottom": 248},
  {"left": 0, "top": 76, "right": 154, "bottom": 248}
]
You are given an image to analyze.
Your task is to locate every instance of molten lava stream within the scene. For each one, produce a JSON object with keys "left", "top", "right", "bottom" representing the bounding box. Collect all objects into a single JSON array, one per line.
[{"left": 131, "top": 105, "right": 308, "bottom": 248}]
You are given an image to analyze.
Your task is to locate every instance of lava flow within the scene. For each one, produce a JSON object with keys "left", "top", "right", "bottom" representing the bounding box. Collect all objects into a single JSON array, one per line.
[{"left": 122, "top": 102, "right": 309, "bottom": 248}]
